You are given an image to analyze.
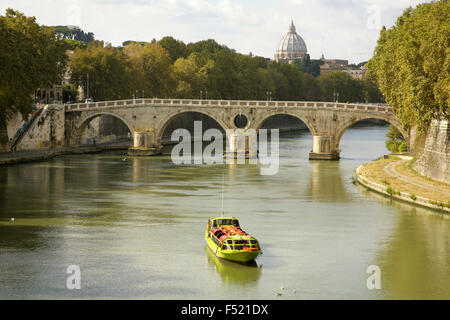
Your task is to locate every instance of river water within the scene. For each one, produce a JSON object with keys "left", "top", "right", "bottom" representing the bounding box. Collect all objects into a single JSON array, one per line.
[{"left": 0, "top": 124, "right": 449, "bottom": 299}]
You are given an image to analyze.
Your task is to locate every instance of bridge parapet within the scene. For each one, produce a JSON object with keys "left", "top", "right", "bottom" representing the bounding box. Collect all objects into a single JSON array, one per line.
[{"left": 62, "top": 99, "right": 392, "bottom": 114}]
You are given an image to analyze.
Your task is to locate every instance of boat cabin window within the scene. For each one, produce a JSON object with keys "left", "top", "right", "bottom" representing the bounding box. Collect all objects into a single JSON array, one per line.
[
  {"left": 227, "top": 239, "right": 259, "bottom": 250},
  {"left": 214, "top": 219, "right": 239, "bottom": 227}
]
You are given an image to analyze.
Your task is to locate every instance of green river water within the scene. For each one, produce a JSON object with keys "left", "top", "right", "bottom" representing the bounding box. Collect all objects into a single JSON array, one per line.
[{"left": 0, "top": 125, "right": 449, "bottom": 299}]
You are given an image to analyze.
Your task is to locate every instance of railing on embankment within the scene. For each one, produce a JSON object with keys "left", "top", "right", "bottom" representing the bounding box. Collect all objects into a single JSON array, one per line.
[{"left": 9, "top": 107, "right": 46, "bottom": 151}]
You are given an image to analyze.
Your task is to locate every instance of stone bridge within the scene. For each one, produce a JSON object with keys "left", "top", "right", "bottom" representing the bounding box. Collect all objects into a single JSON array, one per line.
[{"left": 63, "top": 98, "right": 410, "bottom": 160}]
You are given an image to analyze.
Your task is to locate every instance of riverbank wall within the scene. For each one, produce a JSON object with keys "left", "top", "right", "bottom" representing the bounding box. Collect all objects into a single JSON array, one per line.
[
  {"left": 0, "top": 142, "right": 130, "bottom": 165},
  {"left": 355, "top": 164, "right": 450, "bottom": 213},
  {"left": 413, "top": 119, "right": 449, "bottom": 184}
]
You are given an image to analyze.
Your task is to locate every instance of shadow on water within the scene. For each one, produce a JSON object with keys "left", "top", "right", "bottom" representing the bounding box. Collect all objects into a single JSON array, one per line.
[{"left": 205, "top": 246, "right": 262, "bottom": 286}]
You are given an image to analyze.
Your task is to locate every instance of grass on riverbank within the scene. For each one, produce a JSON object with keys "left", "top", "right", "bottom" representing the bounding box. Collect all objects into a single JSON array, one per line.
[{"left": 358, "top": 156, "right": 450, "bottom": 204}]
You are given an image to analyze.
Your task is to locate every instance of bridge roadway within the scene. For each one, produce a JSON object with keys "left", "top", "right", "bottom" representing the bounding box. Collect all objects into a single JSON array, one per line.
[{"left": 62, "top": 98, "right": 411, "bottom": 160}]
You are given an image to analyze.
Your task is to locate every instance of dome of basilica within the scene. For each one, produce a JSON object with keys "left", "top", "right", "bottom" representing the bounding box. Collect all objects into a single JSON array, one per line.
[{"left": 274, "top": 21, "right": 307, "bottom": 63}]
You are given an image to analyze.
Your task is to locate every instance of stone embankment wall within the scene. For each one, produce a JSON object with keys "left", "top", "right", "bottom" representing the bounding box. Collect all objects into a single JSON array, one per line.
[
  {"left": 9, "top": 106, "right": 66, "bottom": 151},
  {"left": 6, "top": 109, "right": 132, "bottom": 151},
  {"left": 356, "top": 165, "right": 450, "bottom": 213},
  {"left": 413, "top": 119, "right": 449, "bottom": 184}
]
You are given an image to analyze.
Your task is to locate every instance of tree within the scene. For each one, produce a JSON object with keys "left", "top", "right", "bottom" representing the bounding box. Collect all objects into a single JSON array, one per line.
[
  {"left": 362, "top": 76, "right": 384, "bottom": 103},
  {"left": 123, "top": 42, "right": 174, "bottom": 98},
  {"left": 173, "top": 56, "right": 206, "bottom": 98},
  {"left": 158, "top": 36, "right": 188, "bottom": 63},
  {"left": 293, "top": 54, "right": 323, "bottom": 77},
  {"left": 0, "top": 9, "right": 68, "bottom": 148},
  {"left": 317, "top": 71, "right": 363, "bottom": 103},
  {"left": 301, "top": 73, "right": 322, "bottom": 101},
  {"left": 368, "top": 1, "right": 449, "bottom": 132},
  {"left": 63, "top": 38, "right": 86, "bottom": 50},
  {"left": 122, "top": 40, "right": 149, "bottom": 47},
  {"left": 70, "top": 41, "right": 132, "bottom": 101},
  {"left": 187, "top": 39, "right": 230, "bottom": 56},
  {"left": 386, "top": 125, "right": 407, "bottom": 153},
  {"left": 62, "top": 84, "right": 78, "bottom": 103}
]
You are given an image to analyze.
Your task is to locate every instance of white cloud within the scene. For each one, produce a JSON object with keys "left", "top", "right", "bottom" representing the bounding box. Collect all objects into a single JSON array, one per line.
[{"left": 0, "top": 0, "right": 432, "bottom": 63}]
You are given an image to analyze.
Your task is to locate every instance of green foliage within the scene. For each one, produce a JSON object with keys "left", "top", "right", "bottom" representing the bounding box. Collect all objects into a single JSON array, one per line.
[
  {"left": 362, "top": 76, "right": 384, "bottom": 103},
  {"left": 0, "top": 8, "right": 68, "bottom": 146},
  {"left": 68, "top": 36, "right": 383, "bottom": 104},
  {"left": 368, "top": 1, "right": 450, "bottom": 132},
  {"left": 70, "top": 41, "right": 133, "bottom": 101},
  {"left": 293, "top": 54, "right": 323, "bottom": 77},
  {"left": 317, "top": 71, "right": 364, "bottom": 103},
  {"left": 123, "top": 42, "right": 175, "bottom": 98},
  {"left": 186, "top": 39, "right": 230, "bottom": 56},
  {"left": 386, "top": 187, "right": 394, "bottom": 195},
  {"left": 64, "top": 38, "right": 86, "bottom": 50},
  {"left": 386, "top": 125, "right": 407, "bottom": 153},
  {"left": 122, "top": 40, "right": 149, "bottom": 47},
  {"left": 410, "top": 194, "right": 417, "bottom": 200},
  {"left": 158, "top": 36, "right": 188, "bottom": 62},
  {"left": 62, "top": 84, "right": 78, "bottom": 102}
]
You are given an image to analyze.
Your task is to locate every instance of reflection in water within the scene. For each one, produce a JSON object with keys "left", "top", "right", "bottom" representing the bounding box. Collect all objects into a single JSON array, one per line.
[
  {"left": 357, "top": 186, "right": 450, "bottom": 299},
  {"left": 205, "top": 246, "right": 262, "bottom": 286},
  {"left": 0, "top": 127, "right": 449, "bottom": 299},
  {"left": 307, "top": 161, "right": 349, "bottom": 202}
]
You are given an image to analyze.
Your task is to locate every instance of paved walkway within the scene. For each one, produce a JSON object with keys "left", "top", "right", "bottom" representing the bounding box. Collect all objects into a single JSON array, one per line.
[{"left": 383, "top": 160, "right": 450, "bottom": 197}]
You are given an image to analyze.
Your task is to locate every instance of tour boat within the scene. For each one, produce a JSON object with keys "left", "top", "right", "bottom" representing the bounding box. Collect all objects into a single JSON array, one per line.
[{"left": 204, "top": 217, "right": 262, "bottom": 263}]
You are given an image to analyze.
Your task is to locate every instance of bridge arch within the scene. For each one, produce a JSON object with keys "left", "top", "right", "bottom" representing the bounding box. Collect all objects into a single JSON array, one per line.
[
  {"left": 156, "top": 109, "right": 230, "bottom": 143},
  {"left": 253, "top": 111, "right": 316, "bottom": 136},
  {"left": 71, "top": 111, "right": 134, "bottom": 144},
  {"left": 334, "top": 114, "right": 409, "bottom": 152}
]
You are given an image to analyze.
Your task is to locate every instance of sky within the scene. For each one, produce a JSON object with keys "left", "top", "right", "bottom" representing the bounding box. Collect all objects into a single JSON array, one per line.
[{"left": 0, "top": 0, "right": 431, "bottom": 64}]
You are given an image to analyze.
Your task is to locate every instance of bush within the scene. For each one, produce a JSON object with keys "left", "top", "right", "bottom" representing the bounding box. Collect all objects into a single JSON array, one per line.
[
  {"left": 398, "top": 141, "right": 408, "bottom": 153},
  {"left": 410, "top": 194, "right": 416, "bottom": 200}
]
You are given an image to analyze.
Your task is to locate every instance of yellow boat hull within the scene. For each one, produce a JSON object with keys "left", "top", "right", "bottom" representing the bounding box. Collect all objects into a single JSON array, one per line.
[{"left": 205, "top": 237, "right": 261, "bottom": 263}]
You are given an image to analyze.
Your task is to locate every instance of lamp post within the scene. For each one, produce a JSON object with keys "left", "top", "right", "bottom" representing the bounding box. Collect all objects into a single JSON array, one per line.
[
  {"left": 333, "top": 91, "right": 339, "bottom": 103},
  {"left": 205, "top": 90, "right": 208, "bottom": 100},
  {"left": 86, "top": 73, "right": 89, "bottom": 102},
  {"left": 200, "top": 90, "right": 203, "bottom": 100}
]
